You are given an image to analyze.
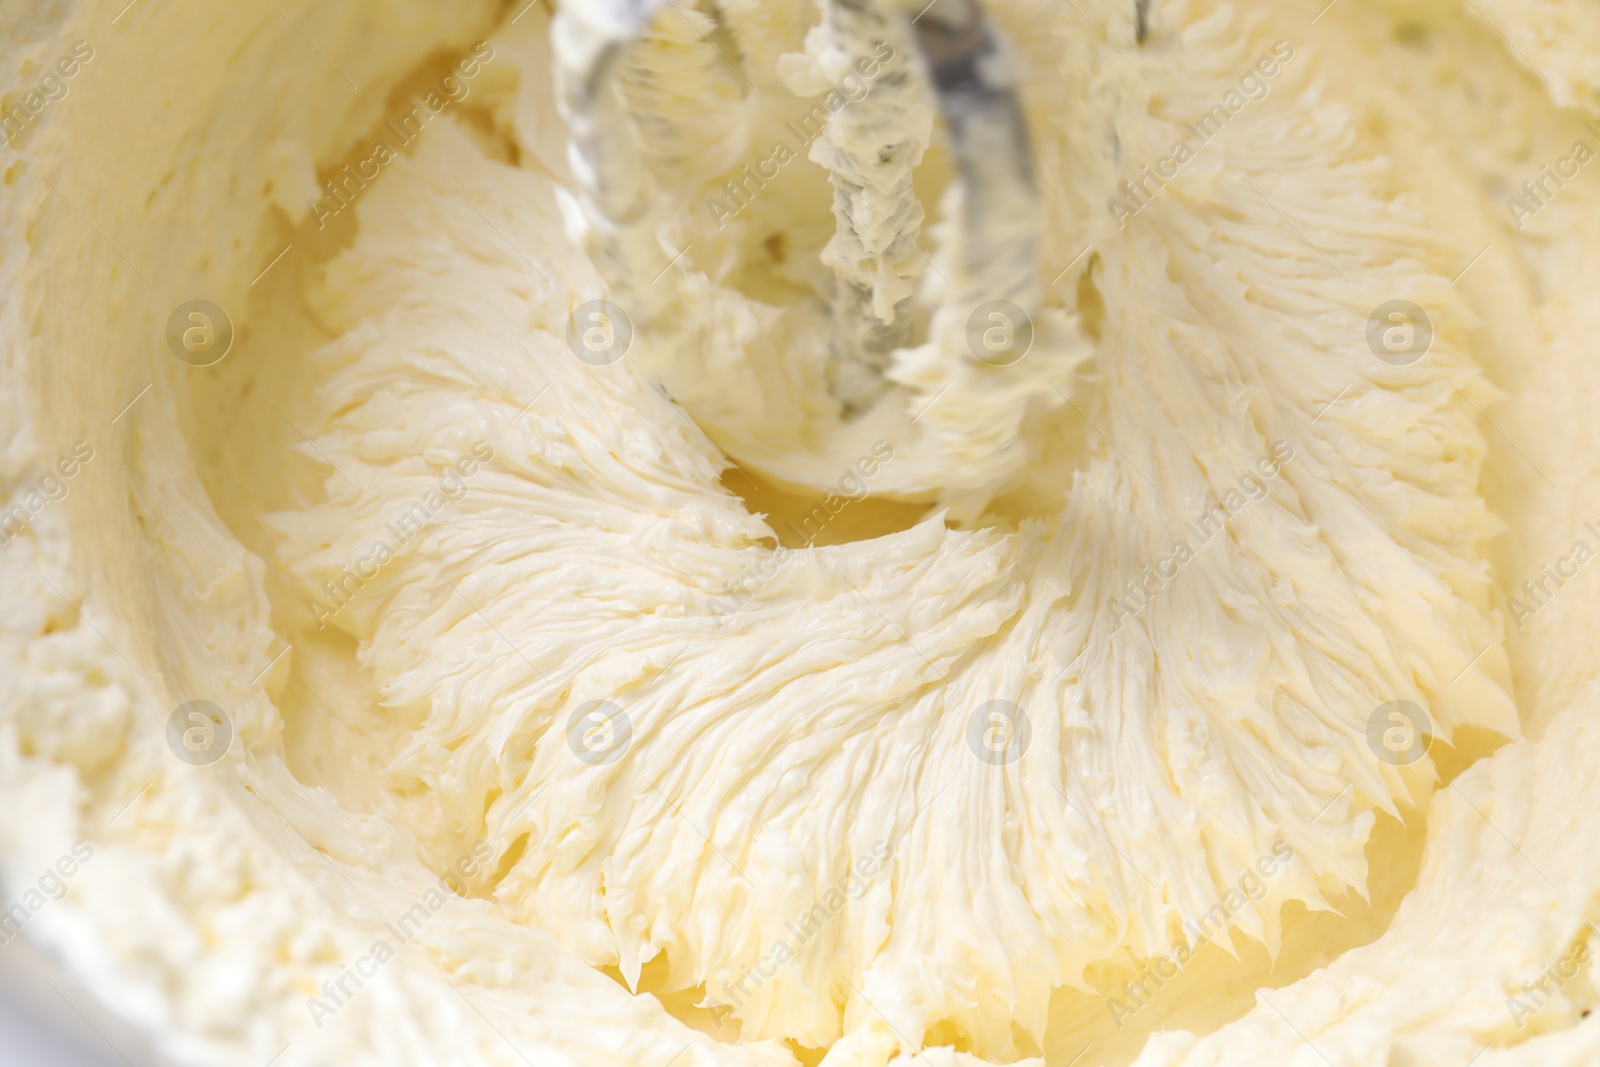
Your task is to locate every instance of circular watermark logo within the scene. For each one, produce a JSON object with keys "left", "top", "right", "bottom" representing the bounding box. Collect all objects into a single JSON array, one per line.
[
  {"left": 166, "top": 300, "right": 234, "bottom": 367},
  {"left": 965, "top": 299, "right": 1034, "bottom": 367},
  {"left": 966, "top": 700, "right": 1031, "bottom": 766},
  {"left": 1365, "top": 699, "right": 1433, "bottom": 766},
  {"left": 166, "top": 700, "right": 233, "bottom": 766},
  {"left": 1366, "top": 300, "right": 1432, "bottom": 366},
  {"left": 566, "top": 700, "right": 631, "bottom": 765},
  {"left": 566, "top": 300, "right": 633, "bottom": 366}
]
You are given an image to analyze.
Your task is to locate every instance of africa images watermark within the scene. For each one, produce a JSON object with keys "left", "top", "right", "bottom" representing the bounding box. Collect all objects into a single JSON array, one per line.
[
  {"left": 307, "top": 41, "right": 495, "bottom": 228},
  {"left": 1105, "top": 839, "right": 1295, "bottom": 1028},
  {"left": 1108, "top": 40, "right": 1296, "bottom": 228},
  {"left": 0, "top": 841, "right": 95, "bottom": 949},
  {"left": 0, "top": 440, "right": 95, "bottom": 546},
  {"left": 703, "top": 40, "right": 897, "bottom": 230},
  {"left": 708, "top": 440, "right": 896, "bottom": 620},
  {"left": 2, "top": 40, "right": 94, "bottom": 146},
  {"left": 1109, "top": 440, "right": 1295, "bottom": 630},
  {"left": 306, "top": 441, "right": 495, "bottom": 629},
  {"left": 1502, "top": 518, "right": 1600, "bottom": 630},
  {"left": 1506, "top": 924, "right": 1593, "bottom": 1028},
  {"left": 306, "top": 840, "right": 494, "bottom": 1028},
  {"left": 707, "top": 840, "right": 894, "bottom": 1026},
  {"left": 1505, "top": 121, "right": 1600, "bottom": 230}
]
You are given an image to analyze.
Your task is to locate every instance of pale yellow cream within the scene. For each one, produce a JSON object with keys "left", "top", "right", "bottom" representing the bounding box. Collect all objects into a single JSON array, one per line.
[{"left": 3, "top": 1, "right": 1600, "bottom": 1066}]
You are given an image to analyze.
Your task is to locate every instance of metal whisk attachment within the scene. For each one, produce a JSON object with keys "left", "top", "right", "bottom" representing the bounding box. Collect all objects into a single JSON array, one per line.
[{"left": 552, "top": 0, "right": 1041, "bottom": 415}]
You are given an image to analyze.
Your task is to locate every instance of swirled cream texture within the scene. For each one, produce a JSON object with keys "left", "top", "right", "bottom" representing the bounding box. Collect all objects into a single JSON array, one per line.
[{"left": 4, "top": 0, "right": 1600, "bottom": 1065}]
